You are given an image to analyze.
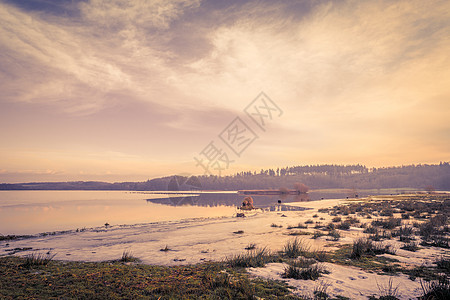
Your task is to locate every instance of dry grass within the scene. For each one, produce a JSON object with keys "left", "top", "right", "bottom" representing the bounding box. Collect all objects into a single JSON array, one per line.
[
  {"left": 120, "top": 250, "right": 140, "bottom": 262},
  {"left": 283, "top": 238, "right": 310, "bottom": 258},
  {"left": 23, "top": 252, "right": 56, "bottom": 268}
]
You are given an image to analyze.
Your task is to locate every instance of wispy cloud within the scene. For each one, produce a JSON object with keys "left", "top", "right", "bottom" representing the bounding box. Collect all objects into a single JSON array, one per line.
[{"left": 0, "top": 0, "right": 449, "bottom": 182}]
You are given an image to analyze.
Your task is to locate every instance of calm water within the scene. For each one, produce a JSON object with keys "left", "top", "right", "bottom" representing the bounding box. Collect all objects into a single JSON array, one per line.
[
  {"left": 0, "top": 189, "right": 417, "bottom": 235},
  {"left": 0, "top": 191, "right": 237, "bottom": 235}
]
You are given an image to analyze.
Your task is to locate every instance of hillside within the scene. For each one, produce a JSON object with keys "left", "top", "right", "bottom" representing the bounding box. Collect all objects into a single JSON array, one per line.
[{"left": 1, "top": 162, "right": 449, "bottom": 191}]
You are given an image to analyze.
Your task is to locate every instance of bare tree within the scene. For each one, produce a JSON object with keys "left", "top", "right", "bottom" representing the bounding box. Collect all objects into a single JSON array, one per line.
[{"left": 294, "top": 182, "right": 309, "bottom": 194}]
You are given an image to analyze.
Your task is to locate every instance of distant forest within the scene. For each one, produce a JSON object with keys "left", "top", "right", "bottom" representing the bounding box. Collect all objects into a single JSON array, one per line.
[{"left": 1, "top": 162, "right": 449, "bottom": 191}]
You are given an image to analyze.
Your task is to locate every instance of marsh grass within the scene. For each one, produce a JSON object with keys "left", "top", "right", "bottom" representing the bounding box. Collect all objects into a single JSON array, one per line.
[
  {"left": 337, "top": 221, "right": 351, "bottom": 230},
  {"left": 419, "top": 277, "right": 450, "bottom": 300},
  {"left": 372, "top": 218, "right": 402, "bottom": 230},
  {"left": 289, "top": 231, "right": 311, "bottom": 236},
  {"left": 398, "top": 235, "right": 415, "bottom": 242},
  {"left": 406, "top": 265, "right": 437, "bottom": 281},
  {"left": 369, "top": 230, "right": 392, "bottom": 241},
  {"left": 368, "top": 278, "right": 400, "bottom": 300},
  {"left": 345, "top": 216, "right": 360, "bottom": 224},
  {"left": 226, "top": 247, "right": 277, "bottom": 268},
  {"left": 286, "top": 257, "right": 316, "bottom": 268},
  {"left": 283, "top": 238, "right": 310, "bottom": 258},
  {"left": 23, "top": 252, "right": 56, "bottom": 268},
  {"left": 418, "top": 216, "right": 450, "bottom": 249},
  {"left": 120, "top": 250, "right": 140, "bottom": 262},
  {"left": 313, "top": 281, "right": 331, "bottom": 300},
  {"left": 420, "top": 236, "right": 450, "bottom": 249},
  {"left": 364, "top": 226, "right": 378, "bottom": 234},
  {"left": 435, "top": 257, "right": 450, "bottom": 275},
  {"left": 400, "top": 242, "right": 419, "bottom": 252},
  {"left": 282, "top": 264, "right": 326, "bottom": 281},
  {"left": 287, "top": 223, "right": 308, "bottom": 229},
  {"left": 351, "top": 238, "right": 396, "bottom": 259},
  {"left": 314, "top": 223, "right": 323, "bottom": 229},
  {"left": 312, "top": 250, "right": 328, "bottom": 262},
  {"left": 401, "top": 213, "right": 410, "bottom": 219},
  {"left": 312, "top": 231, "right": 325, "bottom": 239},
  {"left": 393, "top": 225, "right": 413, "bottom": 237},
  {"left": 327, "top": 229, "right": 341, "bottom": 241},
  {"left": 332, "top": 216, "right": 342, "bottom": 222},
  {"left": 325, "top": 222, "right": 335, "bottom": 230}
]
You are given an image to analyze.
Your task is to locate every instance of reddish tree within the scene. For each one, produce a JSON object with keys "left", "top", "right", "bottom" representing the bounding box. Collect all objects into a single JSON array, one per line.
[{"left": 294, "top": 182, "right": 309, "bottom": 193}]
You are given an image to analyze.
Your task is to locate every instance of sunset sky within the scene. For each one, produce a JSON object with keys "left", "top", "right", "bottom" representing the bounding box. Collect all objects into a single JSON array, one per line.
[{"left": 1, "top": 0, "right": 449, "bottom": 183}]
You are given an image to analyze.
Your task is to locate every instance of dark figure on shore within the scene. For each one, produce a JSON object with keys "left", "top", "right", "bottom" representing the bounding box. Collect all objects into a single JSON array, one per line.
[{"left": 241, "top": 196, "right": 255, "bottom": 210}]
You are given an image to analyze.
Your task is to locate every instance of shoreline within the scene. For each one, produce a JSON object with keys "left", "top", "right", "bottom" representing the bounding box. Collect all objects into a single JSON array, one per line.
[
  {"left": 0, "top": 197, "right": 348, "bottom": 265},
  {"left": 1, "top": 194, "right": 448, "bottom": 299}
]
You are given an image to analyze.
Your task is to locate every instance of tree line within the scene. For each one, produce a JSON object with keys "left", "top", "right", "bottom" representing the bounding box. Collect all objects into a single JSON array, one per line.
[{"left": 2, "top": 162, "right": 448, "bottom": 191}]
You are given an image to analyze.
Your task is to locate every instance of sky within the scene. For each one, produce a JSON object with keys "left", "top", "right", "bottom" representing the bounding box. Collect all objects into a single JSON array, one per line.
[{"left": 0, "top": 0, "right": 449, "bottom": 183}]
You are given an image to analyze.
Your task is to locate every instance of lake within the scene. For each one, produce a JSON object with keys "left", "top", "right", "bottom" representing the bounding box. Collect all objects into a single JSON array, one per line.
[
  {"left": 0, "top": 191, "right": 239, "bottom": 235},
  {"left": 0, "top": 188, "right": 417, "bottom": 235}
]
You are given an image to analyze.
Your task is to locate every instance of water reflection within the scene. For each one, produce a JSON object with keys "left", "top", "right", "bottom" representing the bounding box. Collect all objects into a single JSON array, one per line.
[
  {"left": 264, "top": 205, "right": 309, "bottom": 212},
  {"left": 145, "top": 191, "right": 313, "bottom": 207},
  {"left": 144, "top": 189, "right": 410, "bottom": 207}
]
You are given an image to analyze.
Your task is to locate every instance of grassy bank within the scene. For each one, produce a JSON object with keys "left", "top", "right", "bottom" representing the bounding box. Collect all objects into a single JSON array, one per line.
[{"left": 0, "top": 256, "right": 298, "bottom": 299}]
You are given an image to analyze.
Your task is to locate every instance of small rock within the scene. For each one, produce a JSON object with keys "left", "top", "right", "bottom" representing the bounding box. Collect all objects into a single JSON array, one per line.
[{"left": 173, "top": 258, "right": 186, "bottom": 262}]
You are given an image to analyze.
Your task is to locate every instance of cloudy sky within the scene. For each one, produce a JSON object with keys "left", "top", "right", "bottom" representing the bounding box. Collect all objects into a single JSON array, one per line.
[{"left": 0, "top": 0, "right": 449, "bottom": 183}]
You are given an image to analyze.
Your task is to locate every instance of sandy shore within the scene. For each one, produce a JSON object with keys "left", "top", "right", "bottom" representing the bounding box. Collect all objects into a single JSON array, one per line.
[{"left": 1, "top": 199, "right": 348, "bottom": 265}]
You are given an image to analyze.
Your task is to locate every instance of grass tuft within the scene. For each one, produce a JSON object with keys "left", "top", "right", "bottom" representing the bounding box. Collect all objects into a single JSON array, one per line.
[
  {"left": 226, "top": 247, "right": 276, "bottom": 268},
  {"left": 312, "top": 231, "right": 325, "bottom": 239},
  {"left": 120, "top": 250, "right": 139, "bottom": 262},
  {"left": 351, "top": 238, "right": 395, "bottom": 259},
  {"left": 400, "top": 242, "right": 419, "bottom": 252},
  {"left": 327, "top": 229, "right": 341, "bottom": 241},
  {"left": 369, "top": 278, "right": 400, "bottom": 300},
  {"left": 282, "top": 263, "right": 327, "bottom": 280},
  {"left": 372, "top": 218, "right": 401, "bottom": 230},
  {"left": 332, "top": 216, "right": 342, "bottom": 223},
  {"left": 419, "top": 277, "right": 450, "bottom": 300},
  {"left": 23, "top": 252, "right": 56, "bottom": 268},
  {"left": 283, "top": 238, "right": 310, "bottom": 258},
  {"left": 435, "top": 257, "right": 450, "bottom": 275},
  {"left": 337, "top": 221, "right": 351, "bottom": 230}
]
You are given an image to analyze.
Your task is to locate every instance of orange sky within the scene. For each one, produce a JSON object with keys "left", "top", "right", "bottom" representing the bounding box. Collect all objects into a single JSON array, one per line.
[{"left": 0, "top": 0, "right": 449, "bottom": 182}]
